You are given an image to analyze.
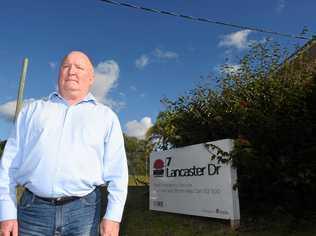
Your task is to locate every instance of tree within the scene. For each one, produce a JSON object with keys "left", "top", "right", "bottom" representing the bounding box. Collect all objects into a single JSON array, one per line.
[
  {"left": 149, "top": 39, "right": 316, "bottom": 214},
  {"left": 124, "top": 134, "right": 153, "bottom": 177}
]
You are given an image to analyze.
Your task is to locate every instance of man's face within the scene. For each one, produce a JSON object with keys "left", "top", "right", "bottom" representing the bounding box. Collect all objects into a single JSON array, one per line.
[{"left": 58, "top": 52, "right": 94, "bottom": 99}]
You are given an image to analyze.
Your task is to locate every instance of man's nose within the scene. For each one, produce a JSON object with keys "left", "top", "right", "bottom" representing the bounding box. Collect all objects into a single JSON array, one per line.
[{"left": 68, "top": 65, "right": 76, "bottom": 74}]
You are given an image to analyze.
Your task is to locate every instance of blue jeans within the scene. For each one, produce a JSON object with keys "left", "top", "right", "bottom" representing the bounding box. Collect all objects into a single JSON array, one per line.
[{"left": 18, "top": 188, "right": 101, "bottom": 236}]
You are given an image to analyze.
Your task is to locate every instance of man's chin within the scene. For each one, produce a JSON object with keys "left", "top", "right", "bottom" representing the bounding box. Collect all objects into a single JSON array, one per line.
[
  {"left": 61, "top": 88, "right": 80, "bottom": 96},
  {"left": 64, "top": 86, "right": 80, "bottom": 92}
]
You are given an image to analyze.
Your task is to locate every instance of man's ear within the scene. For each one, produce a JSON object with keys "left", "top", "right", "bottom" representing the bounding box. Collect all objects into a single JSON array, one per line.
[{"left": 89, "top": 75, "right": 95, "bottom": 85}]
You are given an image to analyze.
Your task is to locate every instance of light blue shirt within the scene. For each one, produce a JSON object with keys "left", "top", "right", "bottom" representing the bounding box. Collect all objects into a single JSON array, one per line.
[{"left": 0, "top": 92, "right": 128, "bottom": 222}]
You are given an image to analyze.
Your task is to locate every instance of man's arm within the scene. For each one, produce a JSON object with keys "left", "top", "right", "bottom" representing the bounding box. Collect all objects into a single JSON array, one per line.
[
  {"left": 102, "top": 112, "right": 128, "bottom": 234},
  {"left": 0, "top": 106, "right": 28, "bottom": 233}
]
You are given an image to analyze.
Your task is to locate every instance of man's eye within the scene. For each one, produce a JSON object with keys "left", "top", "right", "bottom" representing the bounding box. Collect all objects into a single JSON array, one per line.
[{"left": 76, "top": 65, "right": 84, "bottom": 70}]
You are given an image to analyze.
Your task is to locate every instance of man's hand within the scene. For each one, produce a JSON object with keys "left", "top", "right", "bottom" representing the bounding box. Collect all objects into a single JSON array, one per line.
[
  {"left": 0, "top": 220, "right": 18, "bottom": 236},
  {"left": 100, "top": 219, "right": 120, "bottom": 236}
]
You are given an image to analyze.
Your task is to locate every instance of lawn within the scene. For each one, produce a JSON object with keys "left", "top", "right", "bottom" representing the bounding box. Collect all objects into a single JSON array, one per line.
[
  {"left": 16, "top": 181, "right": 316, "bottom": 235},
  {"left": 119, "top": 186, "right": 316, "bottom": 236}
]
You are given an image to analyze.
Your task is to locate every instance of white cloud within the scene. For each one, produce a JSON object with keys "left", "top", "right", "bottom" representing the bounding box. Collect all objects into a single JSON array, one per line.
[
  {"left": 0, "top": 99, "right": 34, "bottom": 121},
  {"left": 91, "top": 60, "right": 124, "bottom": 110},
  {"left": 154, "top": 48, "right": 178, "bottom": 59},
  {"left": 0, "top": 100, "right": 16, "bottom": 121},
  {"left": 126, "top": 117, "right": 153, "bottom": 140},
  {"left": 135, "top": 54, "right": 149, "bottom": 69},
  {"left": 222, "top": 64, "right": 241, "bottom": 74},
  {"left": 219, "top": 30, "right": 252, "bottom": 50},
  {"left": 276, "top": 0, "right": 286, "bottom": 13},
  {"left": 130, "top": 86, "right": 137, "bottom": 91},
  {"left": 49, "top": 61, "right": 57, "bottom": 70},
  {"left": 213, "top": 63, "right": 241, "bottom": 75},
  {"left": 104, "top": 99, "right": 126, "bottom": 111},
  {"left": 135, "top": 48, "right": 179, "bottom": 69}
]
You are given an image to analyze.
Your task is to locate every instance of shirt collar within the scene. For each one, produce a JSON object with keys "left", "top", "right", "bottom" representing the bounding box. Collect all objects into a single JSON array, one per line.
[{"left": 48, "top": 92, "right": 97, "bottom": 105}]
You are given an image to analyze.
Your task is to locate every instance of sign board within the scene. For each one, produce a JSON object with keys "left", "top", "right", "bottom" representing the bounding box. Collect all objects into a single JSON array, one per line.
[{"left": 149, "top": 139, "right": 240, "bottom": 220}]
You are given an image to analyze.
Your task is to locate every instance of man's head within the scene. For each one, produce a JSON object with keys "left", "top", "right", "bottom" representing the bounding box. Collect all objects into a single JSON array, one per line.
[{"left": 58, "top": 51, "right": 94, "bottom": 103}]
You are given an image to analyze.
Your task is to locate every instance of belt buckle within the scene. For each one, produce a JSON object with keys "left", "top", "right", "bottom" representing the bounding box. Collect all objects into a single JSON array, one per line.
[{"left": 53, "top": 197, "right": 64, "bottom": 205}]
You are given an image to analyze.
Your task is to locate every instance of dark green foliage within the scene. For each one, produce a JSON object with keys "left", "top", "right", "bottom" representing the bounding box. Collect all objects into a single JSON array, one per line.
[
  {"left": 149, "top": 39, "right": 316, "bottom": 215},
  {"left": 124, "top": 135, "right": 153, "bottom": 176}
]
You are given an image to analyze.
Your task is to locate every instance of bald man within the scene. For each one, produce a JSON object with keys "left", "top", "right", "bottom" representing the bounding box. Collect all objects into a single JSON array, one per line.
[{"left": 0, "top": 51, "right": 128, "bottom": 236}]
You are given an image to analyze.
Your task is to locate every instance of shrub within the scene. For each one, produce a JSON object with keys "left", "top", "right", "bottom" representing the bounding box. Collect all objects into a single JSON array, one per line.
[{"left": 149, "top": 39, "right": 316, "bottom": 215}]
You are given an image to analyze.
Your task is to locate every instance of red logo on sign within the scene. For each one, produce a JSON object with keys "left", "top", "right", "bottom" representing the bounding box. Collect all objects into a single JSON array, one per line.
[
  {"left": 154, "top": 159, "right": 164, "bottom": 169},
  {"left": 153, "top": 159, "right": 164, "bottom": 177}
]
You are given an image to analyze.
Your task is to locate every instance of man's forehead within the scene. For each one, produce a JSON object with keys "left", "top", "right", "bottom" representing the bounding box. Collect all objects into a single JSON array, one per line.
[{"left": 62, "top": 52, "right": 93, "bottom": 66}]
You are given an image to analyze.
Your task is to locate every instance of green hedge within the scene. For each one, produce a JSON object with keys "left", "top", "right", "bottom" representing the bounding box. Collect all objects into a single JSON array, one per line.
[{"left": 149, "top": 40, "right": 316, "bottom": 215}]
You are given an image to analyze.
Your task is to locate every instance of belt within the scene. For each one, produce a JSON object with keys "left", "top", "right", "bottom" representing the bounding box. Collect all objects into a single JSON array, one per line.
[{"left": 26, "top": 189, "right": 80, "bottom": 205}]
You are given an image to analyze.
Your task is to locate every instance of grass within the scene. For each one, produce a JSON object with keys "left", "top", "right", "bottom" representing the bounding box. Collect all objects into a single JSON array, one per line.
[
  {"left": 120, "top": 186, "right": 316, "bottom": 236},
  {"left": 16, "top": 181, "right": 316, "bottom": 235}
]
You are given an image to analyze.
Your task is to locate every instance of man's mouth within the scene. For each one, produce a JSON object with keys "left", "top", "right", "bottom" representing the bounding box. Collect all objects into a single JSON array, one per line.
[{"left": 66, "top": 79, "right": 79, "bottom": 83}]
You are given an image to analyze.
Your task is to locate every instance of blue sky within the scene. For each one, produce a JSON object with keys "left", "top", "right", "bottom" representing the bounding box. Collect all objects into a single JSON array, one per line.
[{"left": 0, "top": 0, "right": 315, "bottom": 140}]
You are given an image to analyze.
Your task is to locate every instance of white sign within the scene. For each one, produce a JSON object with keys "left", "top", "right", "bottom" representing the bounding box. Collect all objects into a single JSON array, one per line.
[{"left": 149, "top": 139, "right": 240, "bottom": 220}]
